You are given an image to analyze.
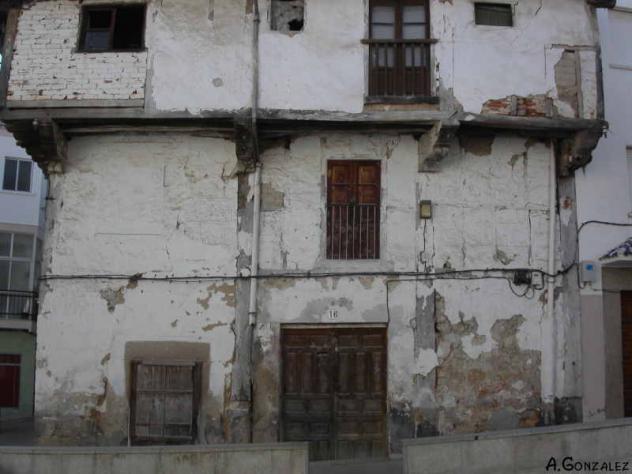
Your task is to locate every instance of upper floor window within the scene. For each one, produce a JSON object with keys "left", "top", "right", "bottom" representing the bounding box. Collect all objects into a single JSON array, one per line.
[
  {"left": 474, "top": 3, "right": 513, "bottom": 27},
  {"left": 271, "top": 0, "right": 305, "bottom": 34},
  {"left": 3, "top": 158, "right": 31, "bottom": 193},
  {"left": 327, "top": 161, "right": 380, "bottom": 260},
  {"left": 0, "top": 232, "right": 34, "bottom": 292},
  {"left": 79, "top": 4, "right": 146, "bottom": 52},
  {"left": 368, "top": 0, "right": 431, "bottom": 100}
]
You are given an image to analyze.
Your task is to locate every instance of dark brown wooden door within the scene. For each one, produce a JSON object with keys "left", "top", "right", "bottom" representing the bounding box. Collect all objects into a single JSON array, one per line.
[
  {"left": 281, "top": 327, "right": 387, "bottom": 461},
  {"left": 622, "top": 292, "right": 632, "bottom": 417}
]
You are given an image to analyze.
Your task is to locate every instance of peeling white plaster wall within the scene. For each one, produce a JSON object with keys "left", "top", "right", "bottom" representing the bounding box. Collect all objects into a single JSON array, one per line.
[
  {"left": 35, "top": 131, "right": 583, "bottom": 440},
  {"left": 9, "top": 0, "right": 599, "bottom": 116},
  {"left": 433, "top": 0, "right": 598, "bottom": 117},
  {"left": 255, "top": 133, "right": 581, "bottom": 430},
  {"left": 145, "top": 0, "right": 253, "bottom": 113},
  {"left": 36, "top": 134, "right": 239, "bottom": 439}
]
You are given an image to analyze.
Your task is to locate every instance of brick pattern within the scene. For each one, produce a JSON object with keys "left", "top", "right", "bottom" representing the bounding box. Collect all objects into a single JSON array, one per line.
[{"left": 7, "top": 1, "right": 147, "bottom": 103}]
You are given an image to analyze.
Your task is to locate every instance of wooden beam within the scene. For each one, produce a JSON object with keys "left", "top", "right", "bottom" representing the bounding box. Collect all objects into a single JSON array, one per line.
[{"left": 0, "top": 8, "right": 20, "bottom": 108}]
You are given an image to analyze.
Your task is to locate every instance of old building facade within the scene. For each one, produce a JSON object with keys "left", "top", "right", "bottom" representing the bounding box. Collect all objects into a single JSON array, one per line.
[{"left": 0, "top": 0, "right": 615, "bottom": 460}]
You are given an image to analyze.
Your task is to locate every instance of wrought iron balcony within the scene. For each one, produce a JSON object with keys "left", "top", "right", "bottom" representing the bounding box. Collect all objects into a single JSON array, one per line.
[{"left": 0, "top": 290, "right": 38, "bottom": 332}]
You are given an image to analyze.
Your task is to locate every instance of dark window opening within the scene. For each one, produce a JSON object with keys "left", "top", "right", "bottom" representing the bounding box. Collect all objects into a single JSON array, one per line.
[
  {"left": 368, "top": 0, "right": 431, "bottom": 99},
  {"left": 327, "top": 161, "right": 381, "bottom": 260},
  {"left": 130, "top": 361, "right": 202, "bottom": 445},
  {"left": 0, "top": 354, "right": 20, "bottom": 408},
  {"left": 0, "top": 11, "right": 7, "bottom": 51},
  {"left": 474, "top": 3, "right": 513, "bottom": 27},
  {"left": 271, "top": 0, "right": 305, "bottom": 34},
  {"left": 79, "top": 4, "right": 146, "bottom": 52},
  {"left": 3, "top": 158, "right": 31, "bottom": 192}
]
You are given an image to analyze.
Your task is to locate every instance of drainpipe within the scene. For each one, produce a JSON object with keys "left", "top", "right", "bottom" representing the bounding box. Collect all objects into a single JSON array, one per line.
[
  {"left": 542, "top": 140, "right": 558, "bottom": 423},
  {"left": 248, "top": 162, "right": 262, "bottom": 327},
  {"left": 246, "top": 0, "right": 261, "bottom": 444},
  {"left": 248, "top": 0, "right": 261, "bottom": 329}
]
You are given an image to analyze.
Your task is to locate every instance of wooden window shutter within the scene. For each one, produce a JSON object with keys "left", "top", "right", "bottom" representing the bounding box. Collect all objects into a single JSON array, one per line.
[{"left": 327, "top": 161, "right": 380, "bottom": 260}]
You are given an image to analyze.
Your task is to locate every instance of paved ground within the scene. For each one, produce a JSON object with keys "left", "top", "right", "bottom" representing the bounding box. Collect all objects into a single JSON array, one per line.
[
  {"left": 1, "top": 423, "right": 403, "bottom": 474},
  {"left": 310, "top": 458, "right": 403, "bottom": 474}
]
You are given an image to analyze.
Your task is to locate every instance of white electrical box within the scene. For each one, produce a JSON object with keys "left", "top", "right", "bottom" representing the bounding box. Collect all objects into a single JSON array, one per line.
[{"left": 580, "top": 261, "right": 599, "bottom": 284}]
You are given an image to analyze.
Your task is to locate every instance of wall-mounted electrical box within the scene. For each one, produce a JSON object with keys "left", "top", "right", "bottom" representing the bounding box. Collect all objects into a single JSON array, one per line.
[{"left": 580, "top": 260, "right": 599, "bottom": 284}]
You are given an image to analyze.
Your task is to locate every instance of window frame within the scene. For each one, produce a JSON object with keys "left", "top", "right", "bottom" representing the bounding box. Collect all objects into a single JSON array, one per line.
[
  {"left": 366, "top": 0, "right": 436, "bottom": 102},
  {"left": 369, "top": 0, "right": 431, "bottom": 44},
  {"left": 2, "top": 157, "right": 32, "bottom": 193},
  {"left": 77, "top": 3, "right": 148, "bottom": 54},
  {"left": 326, "top": 160, "right": 382, "bottom": 261},
  {"left": 474, "top": 2, "right": 514, "bottom": 27},
  {"left": 0, "top": 232, "right": 35, "bottom": 292}
]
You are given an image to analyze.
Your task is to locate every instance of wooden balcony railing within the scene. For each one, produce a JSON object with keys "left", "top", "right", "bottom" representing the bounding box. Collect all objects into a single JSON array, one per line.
[
  {"left": 365, "top": 39, "right": 436, "bottom": 101},
  {"left": 327, "top": 203, "right": 380, "bottom": 260}
]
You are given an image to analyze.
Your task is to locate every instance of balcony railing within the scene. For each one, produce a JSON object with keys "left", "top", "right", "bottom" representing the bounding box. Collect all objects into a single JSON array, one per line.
[
  {"left": 366, "top": 39, "right": 435, "bottom": 101},
  {"left": 327, "top": 203, "right": 380, "bottom": 260},
  {"left": 0, "top": 290, "right": 38, "bottom": 321}
]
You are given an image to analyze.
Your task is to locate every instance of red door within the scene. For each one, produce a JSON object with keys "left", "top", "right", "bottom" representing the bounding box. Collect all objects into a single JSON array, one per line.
[
  {"left": 622, "top": 292, "right": 632, "bottom": 417},
  {"left": 0, "top": 354, "right": 20, "bottom": 408}
]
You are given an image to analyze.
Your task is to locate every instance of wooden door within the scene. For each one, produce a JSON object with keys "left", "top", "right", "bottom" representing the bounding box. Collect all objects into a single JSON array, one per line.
[
  {"left": 622, "top": 292, "right": 632, "bottom": 417},
  {"left": 281, "top": 327, "right": 387, "bottom": 461}
]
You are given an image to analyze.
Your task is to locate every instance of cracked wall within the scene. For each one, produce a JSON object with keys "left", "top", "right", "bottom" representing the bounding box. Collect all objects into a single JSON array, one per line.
[
  {"left": 8, "top": 0, "right": 600, "bottom": 115},
  {"left": 35, "top": 134, "right": 240, "bottom": 445},
  {"left": 36, "top": 130, "right": 582, "bottom": 448},
  {"left": 250, "top": 132, "right": 582, "bottom": 451}
]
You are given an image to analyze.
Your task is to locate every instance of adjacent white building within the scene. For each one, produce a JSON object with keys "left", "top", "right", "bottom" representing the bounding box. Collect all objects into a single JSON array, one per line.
[
  {"left": 576, "top": 0, "right": 632, "bottom": 422},
  {"left": 0, "top": 124, "right": 46, "bottom": 422}
]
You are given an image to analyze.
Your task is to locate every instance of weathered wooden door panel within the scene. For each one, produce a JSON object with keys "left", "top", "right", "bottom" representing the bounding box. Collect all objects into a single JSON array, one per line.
[
  {"left": 281, "top": 327, "right": 387, "bottom": 461},
  {"left": 131, "top": 362, "right": 200, "bottom": 444},
  {"left": 622, "top": 292, "right": 632, "bottom": 417}
]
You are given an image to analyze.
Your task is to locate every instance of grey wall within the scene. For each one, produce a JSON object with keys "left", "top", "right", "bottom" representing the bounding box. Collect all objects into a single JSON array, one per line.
[
  {"left": 0, "top": 443, "right": 308, "bottom": 474},
  {"left": 403, "top": 419, "right": 632, "bottom": 474}
]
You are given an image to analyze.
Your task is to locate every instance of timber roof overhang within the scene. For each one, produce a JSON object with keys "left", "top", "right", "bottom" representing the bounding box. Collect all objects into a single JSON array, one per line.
[{"left": 0, "top": 107, "right": 606, "bottom": 175}]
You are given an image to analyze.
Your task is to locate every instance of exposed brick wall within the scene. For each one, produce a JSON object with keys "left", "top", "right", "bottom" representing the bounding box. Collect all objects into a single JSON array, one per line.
[{"left": 7, "top": 1, "right": 147, "bottom": 103}]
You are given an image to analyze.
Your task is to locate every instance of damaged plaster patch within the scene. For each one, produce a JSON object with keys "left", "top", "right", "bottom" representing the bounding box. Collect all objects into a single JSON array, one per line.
[
  {"left": 300, "top": 297, "right": 353, "bottom": 320},
  {"left": 481, "top": 95, "right": 552, "bottom": 118},
  {"left": 100, "top": 353, "right": 111, "bottom": 366},
  {"left": 100, "top": 287, "right": 125, "bottom": 313},
  {"left": 435, "top": 293, "right": 541, "bottom": 434},
  {"left": 555, "top": 50, "right": 580, "bottom": 117},
  {"left": 459, "top": 134, "right": 494, "bottom": 156},
  {"left": 197, "top": 283, "right": 237, "bottom": 309},
  {"left": 262, "top": 278, "right": 295, "bottom": 290},
  {"left": 270, "top": 0, "right": 305, "bottom": 34},
  {"left": 202, "top": 321, "right": 228, "bottom": 332},
  {"left": 494, "top": 249, "right": 514, "bottom": 265},
  {"left": 414, "top": 348, "right": 439, "bottom": 377},
  {"left": 261, "top": 183, "right": 285, "bottom": 211}
]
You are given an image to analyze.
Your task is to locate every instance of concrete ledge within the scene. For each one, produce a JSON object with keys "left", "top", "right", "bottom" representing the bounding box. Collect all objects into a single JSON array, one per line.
[
  {"left": 6, "top": 99, "right": 145, "bottom": 109},
  {"left": 0, "top": 442, "right": 309, "bottom": 474},
  {"left": 403, "top": 419, "right": 632, "bottom": 474}
]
